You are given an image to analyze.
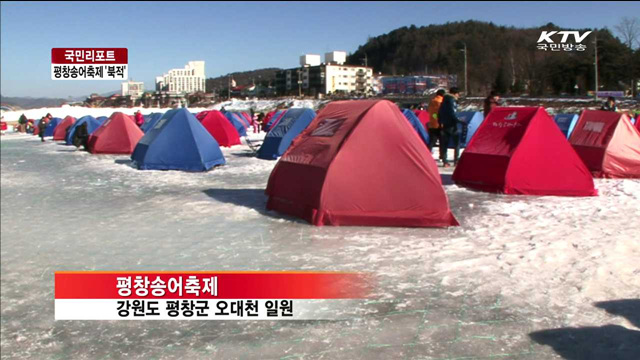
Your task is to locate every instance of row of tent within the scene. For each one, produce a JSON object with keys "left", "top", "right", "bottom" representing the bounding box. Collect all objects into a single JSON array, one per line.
[
  {"left": 266, "top": 102, "right": 639, "bottom": 228},
  {"left": 38, "top": 101, "right": 639, "bottom": 229}
]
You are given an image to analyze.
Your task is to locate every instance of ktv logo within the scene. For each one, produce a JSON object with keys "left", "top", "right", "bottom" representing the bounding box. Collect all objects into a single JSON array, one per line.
[{"left": 537, "top": 31, "right": 592, "bottom": 52}]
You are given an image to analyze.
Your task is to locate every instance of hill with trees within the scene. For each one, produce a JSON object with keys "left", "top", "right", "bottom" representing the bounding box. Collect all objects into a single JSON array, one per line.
[{"left": 347, "top": 20, "right": 638, "bottom": 96}]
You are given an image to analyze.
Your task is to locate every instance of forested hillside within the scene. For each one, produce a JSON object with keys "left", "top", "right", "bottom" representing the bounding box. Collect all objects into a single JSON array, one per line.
[{"left": 347, "top": 21, "right": 638, "bottom": 96}]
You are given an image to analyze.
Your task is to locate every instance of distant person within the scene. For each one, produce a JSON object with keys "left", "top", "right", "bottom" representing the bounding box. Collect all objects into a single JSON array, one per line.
[
  {"left": 252, "top": 112, "right": 260, "bottom": 134},
  {"left": 135, "top": 110, "right": 144, "bottom": 127},
  {"left": 26, "top": 120, "right": 34, "bottom": 134},
  {"left": 18, "top": 114, "right": 28, "bottom": 132},
  {"left": 38, "top": 117, "right": 48, "bottom": 142},
  {"left": 438, "top": 87, "right": 463, "bottom": 167},
  {"left": 601, "top": 97, "right": 617, "bottom": 112},
  {"left": 483, "top": 91, "right": 500, "bottom": 117},
  {"left": 427, "top": 89, "right": 445, "bottom": 152},
  {"left": 72, "top": 122, "right": 89, "bottom": 150}
]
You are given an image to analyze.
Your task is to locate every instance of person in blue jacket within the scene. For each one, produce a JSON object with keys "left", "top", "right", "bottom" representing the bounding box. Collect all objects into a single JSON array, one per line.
[{"left": 438, "top": 87, "right": 463, "bottom": 167}]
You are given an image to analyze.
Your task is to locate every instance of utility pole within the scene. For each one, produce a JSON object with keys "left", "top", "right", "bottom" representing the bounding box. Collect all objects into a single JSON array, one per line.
[
  {"left": 460, "top": 42, "right": 468, "bottom": 95},
  {"left": 297, "top": 69, "right": 302, "bottom": 98},
  {"left": 594, "top": 34, "right": 599, "bottom": 101}
]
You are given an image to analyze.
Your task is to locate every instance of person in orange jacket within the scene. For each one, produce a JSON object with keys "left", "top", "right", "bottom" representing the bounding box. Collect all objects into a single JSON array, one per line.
[{"left": 426, "top": 89, "right": 445, "bottom": 151}]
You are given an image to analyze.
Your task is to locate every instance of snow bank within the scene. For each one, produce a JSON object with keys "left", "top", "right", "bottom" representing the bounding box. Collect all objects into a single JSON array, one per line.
[
  {"left": 0, "top": 105, "right": 209, "bottom": 122},
  {"left": 0, "top": 98, "right": 330, "bottom": 122}
]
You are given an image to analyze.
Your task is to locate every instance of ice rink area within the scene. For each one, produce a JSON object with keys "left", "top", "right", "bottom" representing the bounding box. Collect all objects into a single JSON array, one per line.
[{"left": 1, "top": 133, "right": 639, "bottom": 359}]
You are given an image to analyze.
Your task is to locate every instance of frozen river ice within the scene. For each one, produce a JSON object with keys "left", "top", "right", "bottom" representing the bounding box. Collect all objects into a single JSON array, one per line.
[{"left": 1, "top": 133, "right": 639, "bottom": 359}]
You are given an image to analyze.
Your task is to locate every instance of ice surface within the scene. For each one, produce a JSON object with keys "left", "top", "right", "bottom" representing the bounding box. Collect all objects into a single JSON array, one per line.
[{"left": 1, "top": 133, "right": 639, "bottom": 359}]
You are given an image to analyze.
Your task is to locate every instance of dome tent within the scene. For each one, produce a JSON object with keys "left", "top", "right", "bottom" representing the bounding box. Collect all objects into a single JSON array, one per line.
[
  {"left": 198, "top": 110, "right": 241, "bottom": 147},
  {"left": 88, "top": 112, "right": 144, "bottom": 154},
  {"left": 53, "top": 116, "right": 76, "bottom": 141},
  {"left": 257, "top": 108, "right": 316, "bottom": 160},
  {"left": 569, "top": 110, "right": 640, "bottom": 178},
  {"left": 452, "top": 107, "right": 597, "bottom": 196},
  {"left": 266, "top": 100, "right": 458, "bottom": 227},
  {"left": 65, "top": 115, "right": 103, "bottom": 145},
  {"left": 131, "top": 109, "right": 226, "bottom": 171}
]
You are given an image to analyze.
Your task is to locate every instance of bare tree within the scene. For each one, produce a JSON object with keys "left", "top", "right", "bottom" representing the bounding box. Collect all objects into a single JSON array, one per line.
[{"left": 614, "top": 17, "right": 640, "bottom": 49}]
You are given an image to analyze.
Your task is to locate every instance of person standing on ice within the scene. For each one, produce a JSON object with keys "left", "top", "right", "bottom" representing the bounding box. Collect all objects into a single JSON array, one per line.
[
  {"left": 134, "top": 110, "right": 144, "bottom": 127},
  {"left": 427, "top": 89, "right": 445, "bottom": 152},
  {"left": 438, "top": 87, "right": 463, "bottom": 168},
  {"left": 483, "top": 90, "right": 500, "bottom": 117},
  {"left": 72, "top": 122, "right": 89, "bottom": 150},
  {"left": 38, "top": 116, "right": 48, "bottom": 142},
  {"left": 600, "top": 97, "right": 618, "bottom": 112}
]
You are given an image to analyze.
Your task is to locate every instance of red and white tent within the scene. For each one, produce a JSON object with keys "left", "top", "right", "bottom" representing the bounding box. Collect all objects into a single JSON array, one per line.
[
  {"left": 569, "top": 110, "right": 640, "bottom": 178},
  {"left": 266, "top": 99, "right": 459, "bottom": 227},
  {"left": 452, "top": 107, "right": 596, "bottom": 196}
]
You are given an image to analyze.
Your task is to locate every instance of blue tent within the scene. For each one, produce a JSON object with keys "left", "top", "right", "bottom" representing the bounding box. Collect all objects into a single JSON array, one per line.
[
  {"left": 141, "top": 113, "right": 164, "bottom": 133},
  {"left": 65, "top": 115, "right": 102, "bottom": 145},
  {"left": 96, "top": 116, "right": 108, "bottom": 123},
  {"left": 224, "top": 112, "right": 247, "bottom": 137},
  {"left": 553, "top": 113, "right": 579, "bottom": 139},
  {"left": 131, "top": 108, "right": 226, "bottom": 171},
  {"left": 401, "top": 109, "right": 430, "bottom": 148},
  {"left": 457, "top": 111, "right": 484, "bottom": 147},
  {"left": 257, "top": 108, "right": 316, "bottom": 160},
  {"left": 44, "top": 117, "right": 62, "bottom": 137},
  {"left": 446, "top": 111, "right": 484, "bottom": 148},
  {"left": 265, "top": 110, "right": 284, "bottom": 130}
]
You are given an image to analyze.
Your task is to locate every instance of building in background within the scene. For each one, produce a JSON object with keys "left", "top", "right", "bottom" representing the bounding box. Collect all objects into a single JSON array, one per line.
[
  {"left": 155, "top": 61, "right": 206, "bottom": 94},
  {"left": 121, "top": 80, "right": 145, "bottom": 98},
  {"left": 276, "top": 51, "right": 374, "bottom": 97}
]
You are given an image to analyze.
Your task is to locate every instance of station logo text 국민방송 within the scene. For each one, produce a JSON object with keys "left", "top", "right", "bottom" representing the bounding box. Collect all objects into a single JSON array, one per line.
[
  {"left": 51, "top": 48, "right": 128, "bottom": 80},
  {"left": 537, "top": 31, "right": 592, "bottom": 52}
]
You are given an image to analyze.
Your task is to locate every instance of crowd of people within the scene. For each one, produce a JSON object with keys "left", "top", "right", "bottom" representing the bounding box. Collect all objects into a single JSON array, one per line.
[{"left": 416, "top": 87, "right": 493, "bottom": 167}]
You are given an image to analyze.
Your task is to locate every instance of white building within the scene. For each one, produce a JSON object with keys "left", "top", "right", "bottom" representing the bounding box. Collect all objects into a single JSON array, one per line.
[
  {"left": 324, "top": 64, "right": 373, "bottom": 94},
  {"left": 121, "top": 81, "right": 145, "bottom": 98},
  {"left": 277, "top": 51, "right": 374, "bottom": 96},
  {"left": 324, "top": 51, "right": 346, "bottom": 65},
  {"left": 300, "top": 54, "right": 321, "bottom": 67},
  {"left": 155, "top": 61, "right": 206, "bottom": 94}
]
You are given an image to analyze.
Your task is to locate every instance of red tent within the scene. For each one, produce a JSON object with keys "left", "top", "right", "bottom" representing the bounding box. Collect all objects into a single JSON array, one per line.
[
  {"left": 267, "top": 110, "right": 287, "bottom": 131},
  {"left": 199, "top": 110, "right": 241, "bottom": 147},
  {"left": 266, "top": 99, "right": 459, "bottom": 227},
  {"left": 414, "top": 110, "right": 430, "bottom": 129},
  {"left": 452, "top": 107, "right": 596, "bottom": 196},
  {"left": 569, "top": 110, "right": 640, "bottom": 178},
  {"left": 53, "top": 116, "right": 76, "bottom": 140},
  {"left": 241, "top": 112, "right": 252, "bottom": 124},
  {"left": 262, "top": 111, "right": 276, "bottom": 129},
  {"left": 87, "top": 113, "right": 143, "bottom": 154},
  {"left": 635, "top": 114, "right": 640, "bottom": 132}
]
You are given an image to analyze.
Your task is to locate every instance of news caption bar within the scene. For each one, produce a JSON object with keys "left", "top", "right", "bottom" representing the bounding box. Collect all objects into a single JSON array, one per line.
[
  {"left": 55, "top": 272, "right": 372, "bottom": 320},
  {"left": 51, "top": 48, "right": 128, "bottom": 80}
]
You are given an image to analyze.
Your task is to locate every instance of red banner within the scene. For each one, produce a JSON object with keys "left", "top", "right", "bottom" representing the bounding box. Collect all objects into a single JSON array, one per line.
[
  {"left": 55, "top": 271, "right": 373, "bottom": 299},
  {"left": 51, "top": 48, "right": 128, "bottom": 64}
]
